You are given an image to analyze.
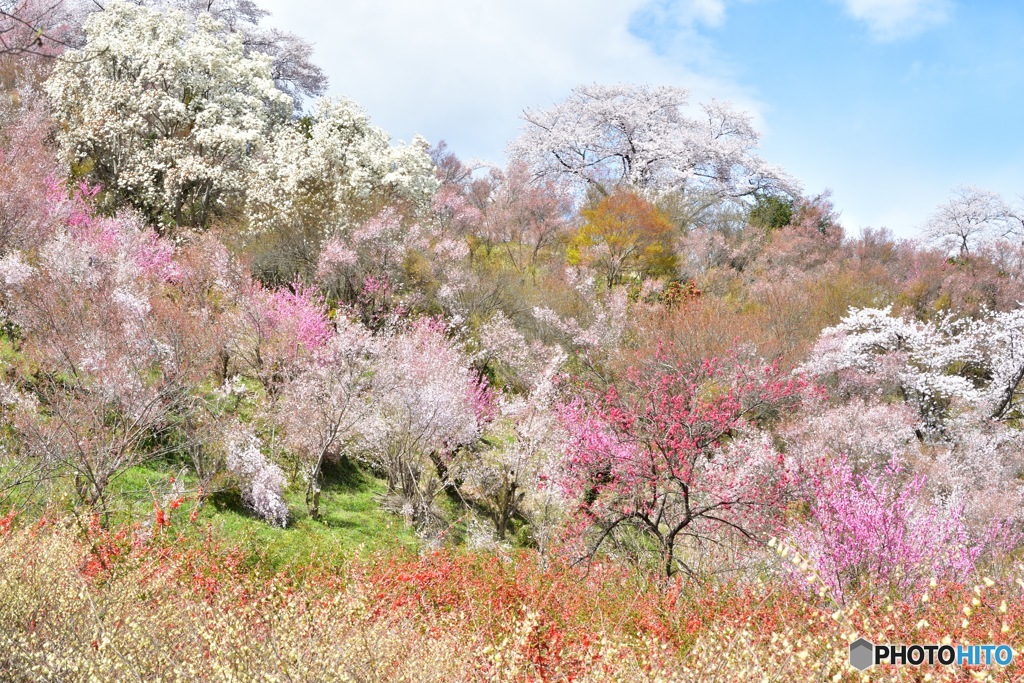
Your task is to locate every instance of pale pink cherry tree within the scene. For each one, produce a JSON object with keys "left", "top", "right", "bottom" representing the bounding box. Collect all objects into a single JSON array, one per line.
[
  {"left": 2, "top": 188, "right": 188, "bottom": 523},
  {"left": 753, "top": 191, "right": 845, "bottom": 279},
  {"left": 0, "top": 0, "right": 80, "bottom": 58},
  {"left": 918, "top": 411, "right": 1024, "bottom": 531},
  {"left": 462, "top": 351, "right": 566, "bottom": 543},
  {"left": 316, "top": 200, "right": 474, "bottom": 325},
  {"left": 315, "top": 207, "right": 417, "bottom": 300},
  {"left": 0, "top": 102, "right": 64, "bottom": 255},
  {"left": 531, "top": 268, "right": 630, "bottom": 375},
  {"left": 557, "top": 351, "right": 805, "bottom": 577},
  {"left": 475, "top": 310, "right": 560, "bottom": 392},
  {"left": 780, "top": 397, "right": 921, "bottom": 474},
  {"left": 473, "top": 160, "right": 571, "bottom": 279},
  {"left": 276, "top": 318, "right": 373, "bottom": 519},
  {"left": 922, "top": 185, "right": 1014, "bottom": 258},
  {"left": 361, "top": 319, "right": 491, "bottom": 530}
]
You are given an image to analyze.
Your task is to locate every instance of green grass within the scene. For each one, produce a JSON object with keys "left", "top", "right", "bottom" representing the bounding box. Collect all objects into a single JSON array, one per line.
[{"left": 105, "top": 456, "right": 419, "bottom": 572}]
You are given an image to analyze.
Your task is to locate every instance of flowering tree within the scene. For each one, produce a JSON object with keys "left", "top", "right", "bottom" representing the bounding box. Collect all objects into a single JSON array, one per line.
[
  {"left": 277, "top": 320, "right": 373, "bottom": 519},
  {"left": 463, "top": 352, "right": 565, "bottom": 542},
  {"left": 0, "top": 185, "right": 189, "bottom": 522},
  {"left": 361, "top": 320, "right": 488, "bottom": 529},
  {"left": 0, "top": 102, "right": 63, "bottom": 254},
  {"left": 139, "top": 0, "right": 327, "bottom": 107},
  {"left": 0, "top": 0, "right": 80, "bottom": 57},
  {"left": 922, "top": 185, "right": 1015, "bottom": 257},
  {"left": 230, "top": 281, "right": 332, "bottom": 392},
  {"left": 781, "top": 398, "right": 920, "bottom": 473},
  {"left": 803, "top": 305, "right": 1024, "bottom": 425},
  {"left": 45, "top": 0, "right": 293, "bottom": 228},
  {"left": 531, "top": 270, "right": 630, "bottom": 372},
  {"left": 315, "top": 207, "right": 428, "bottom": 304},
  {"left": 247, "top": 97, "right": 438, "bottom": 280},
  {"left": 788, "top": 458, "right": 990, "bottom": 603},
  {"left": 224, "top": 425, "right": 288, "bottom": 527},
  {"left": 476, "top": 310, "right": 560, "bottom": 391},
  {"left": 472, "top": 160, "right": 570, "bottom": 279},
  {"left": 509, "top": 83, "right": 795, "bottom": 202},
  {"left": 558, "top": 352, "right": 804, "bottom": 576}
]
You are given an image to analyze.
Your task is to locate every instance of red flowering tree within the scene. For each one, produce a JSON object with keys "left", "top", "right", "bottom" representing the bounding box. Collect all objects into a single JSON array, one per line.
[{"left": 558, "top": 352, "right": 805, "bottom": 577}]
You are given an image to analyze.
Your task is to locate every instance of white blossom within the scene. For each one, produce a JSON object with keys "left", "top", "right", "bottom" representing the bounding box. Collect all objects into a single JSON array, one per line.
[
  {"left": 509, "top": 83, "right": 797, "bottom": 202},
  {"left": 225, "top": 427, "right": 289, "bottom": 527},
  {"left": 45, "top": 0, "right": 293, "bottom": 227}
]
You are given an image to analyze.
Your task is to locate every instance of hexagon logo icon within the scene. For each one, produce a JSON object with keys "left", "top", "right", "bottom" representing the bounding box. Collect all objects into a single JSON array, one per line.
[{"left": 850, "top": 638, "right": 875, "bottom": 671}]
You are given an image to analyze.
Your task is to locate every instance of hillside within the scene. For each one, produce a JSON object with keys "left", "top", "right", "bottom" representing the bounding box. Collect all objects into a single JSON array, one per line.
[{"left": 1, "top": 1, "right": 1024, "bottom": 681}]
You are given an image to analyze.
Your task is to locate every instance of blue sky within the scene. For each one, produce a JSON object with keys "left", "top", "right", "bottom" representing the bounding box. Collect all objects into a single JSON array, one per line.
[{"left": 259, "top": 0, "right": 1024, "bottom": 237}]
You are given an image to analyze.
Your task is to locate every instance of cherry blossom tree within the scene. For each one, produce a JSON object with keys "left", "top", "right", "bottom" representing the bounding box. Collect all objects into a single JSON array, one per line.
[
  {"left": 557, "top": 351, "right": 805, "bottom": 577},
  {"left": 0, "top": 185, "right": 190, "bottom": 523},
  {"left": 462, "top": 350, "right": 566, "bottom": 542},
  {"left": 277, "top": 320, "right": 373, "bottom": 519},
  {"left": 0, "top": 101, "right": 63, "bottom": 254},
  {"left": 803, "top": 305, "right": 1024, "bottom": 425},
  {"left": 0, "top": 0, "right": 81, "bottom": 57},
  {"left": 922, "top": 185, "right": 1014, "bottom": 258},
  {"left": 781, "top": 397, "right": 920, "bottom": 474},
  {"left": 361, "top": 320, "right": 488, "bottom": 530},
  {"left": 229, "top": 280, "right": 332, "bottom": 392},
  {"left": 476, "top": 310, "right": 560, "bottom": 392},
  {"left": 472, "top": 160, "right": 571, "bottom": 279},
  {"left": 45, "top": 0, "right": 293, "bottom": 229},
  {"left": 509, "top": 83, "right": 796, "bottom": 203},
  {"left": 531, "top": 269, "right": 630, "bottom": 373}
]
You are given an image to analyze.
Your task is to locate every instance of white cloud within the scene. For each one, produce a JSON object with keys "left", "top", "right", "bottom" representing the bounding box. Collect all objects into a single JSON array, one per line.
[
  {"left": 681, "top": 0, "right": 727, "bottom": 27},
  {"left": 258, "top": 0, "right": 761, "bottom": 164},
  {"left": 841, "top": 0, "right": 952, "bottom": 41}
]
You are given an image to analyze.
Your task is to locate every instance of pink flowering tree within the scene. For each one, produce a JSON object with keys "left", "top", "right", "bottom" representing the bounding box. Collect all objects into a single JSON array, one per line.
[
  {"left": 557, "top": 351, "right": 805, "bottom": 577},
  {"left": 787, "top": 457, "right": 997, "bottom": 603},
  {"left": 0, "top": 184, "right": 189, "bottom": 523},
  {"left": 361, "top": 319, "right": 491, "bottom": 530},
  {"left": 277, "top": 318, "right": 373, "bottom": 519},
  {"left": 231, "top": 281, "right": 332, "bottom": 392}
]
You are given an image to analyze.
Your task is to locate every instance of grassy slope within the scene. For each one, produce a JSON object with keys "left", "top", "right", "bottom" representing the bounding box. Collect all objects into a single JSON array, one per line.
[{"left": 107, "top": 456, "right": 419, "bottom": 572}]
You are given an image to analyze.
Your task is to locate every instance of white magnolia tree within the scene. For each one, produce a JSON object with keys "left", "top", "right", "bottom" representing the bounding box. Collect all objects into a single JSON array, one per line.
[
  {"left": 45, "top": 0, "right": 293, "bottom": 228},
  {"left": 246, "top": 98, "right": 438, "bottom": 277},
  {"left": 508, "top": 83, "right": 796, "bottom": 204},
  {"left": 132, "top": 0, "right": 327, "bottom": 107}
]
